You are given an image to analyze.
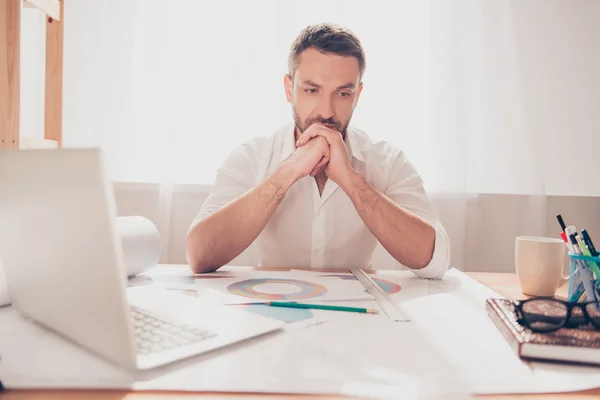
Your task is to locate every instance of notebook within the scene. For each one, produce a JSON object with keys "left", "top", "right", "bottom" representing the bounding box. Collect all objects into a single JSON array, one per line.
[{"left": 485, "top": 298, "right": 600, "bottom": 366}]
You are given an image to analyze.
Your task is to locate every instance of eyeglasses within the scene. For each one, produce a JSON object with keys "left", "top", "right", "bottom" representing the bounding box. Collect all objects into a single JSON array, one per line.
[{"left": 513, "top": 298, "right": 600, "bottom": 333}]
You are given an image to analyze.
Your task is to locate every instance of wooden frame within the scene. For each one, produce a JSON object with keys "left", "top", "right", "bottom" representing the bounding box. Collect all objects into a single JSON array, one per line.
[{"left": 0, "top": 0, "right": 62, "bottom": 149}]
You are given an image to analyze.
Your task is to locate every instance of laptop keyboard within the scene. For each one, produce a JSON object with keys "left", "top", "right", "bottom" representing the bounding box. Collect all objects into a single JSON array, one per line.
[{"left": 130, "top": 306, "right": 217, "bottom": 355}]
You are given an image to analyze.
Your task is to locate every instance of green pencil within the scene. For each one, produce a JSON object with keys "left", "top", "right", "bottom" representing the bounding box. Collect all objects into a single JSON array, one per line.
[
  {"left": 266, "top": 301, "right": 378, "bottom": 314},
  {"left": 577, "top": 241, "right": 600, "bottom": 279}
]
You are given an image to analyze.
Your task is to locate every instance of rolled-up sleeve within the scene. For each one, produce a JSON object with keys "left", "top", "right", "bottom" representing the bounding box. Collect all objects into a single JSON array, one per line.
[
  {"left": 188, "top": 145, "right": 255, "bottom": 234},
  {"left": 384, "top": 151, "right": 451, "bottom": 279}
]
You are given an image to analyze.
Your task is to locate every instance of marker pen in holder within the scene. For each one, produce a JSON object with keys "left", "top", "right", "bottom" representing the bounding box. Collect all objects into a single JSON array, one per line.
[
  {"left": 582, "top": 229, "right": 599, "bottom": 257},
  {"left": 569, "top": 233, "right": 598, "bottom": 302}
]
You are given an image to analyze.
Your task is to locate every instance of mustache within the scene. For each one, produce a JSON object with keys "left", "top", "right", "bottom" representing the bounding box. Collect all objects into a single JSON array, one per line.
[{"left": 306, "top": 117, "right": 341, "bottom": 131}]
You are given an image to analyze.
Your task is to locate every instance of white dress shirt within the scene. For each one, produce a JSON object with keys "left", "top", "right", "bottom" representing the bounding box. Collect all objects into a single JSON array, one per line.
[{"left": 191, "top": 123, "right": 450, "bottom": 279}]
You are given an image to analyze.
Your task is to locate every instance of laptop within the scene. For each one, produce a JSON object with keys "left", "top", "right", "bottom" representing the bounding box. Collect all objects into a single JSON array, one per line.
[{"left": 0, "top": 148, "right": 284, "bottom": 371}]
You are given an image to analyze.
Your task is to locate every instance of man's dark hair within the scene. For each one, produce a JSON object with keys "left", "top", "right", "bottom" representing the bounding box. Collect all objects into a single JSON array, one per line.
[{"left": 288, "top": 23, "right": 366, "bottom": 80}]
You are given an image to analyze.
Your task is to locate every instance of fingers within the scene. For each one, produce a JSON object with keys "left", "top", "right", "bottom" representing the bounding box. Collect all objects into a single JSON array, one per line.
[
  {"left": 296, "top": 124, "right": 341, "bottom": 147},
  {"left": 296, "top": 130, "right": 319, "bottom": 147},
  {"left": 310, "top": 156, "right": 329, "bottom": 177},
  {"left": 308, "top": 135, "right": 330, "bottom": 176},
  {"left": 310, "top": 158, "right": 328, "bottom": 177}
]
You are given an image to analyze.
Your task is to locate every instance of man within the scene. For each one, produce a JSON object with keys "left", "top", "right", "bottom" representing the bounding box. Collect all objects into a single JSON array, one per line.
[{"left": 186, "top": 23, "right": 450, "bottom": 278}]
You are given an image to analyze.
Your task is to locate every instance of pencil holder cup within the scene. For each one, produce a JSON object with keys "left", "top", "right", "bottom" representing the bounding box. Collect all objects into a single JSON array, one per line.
[{"left": 567, "top": 253, "right": 600, "bottom": 303}]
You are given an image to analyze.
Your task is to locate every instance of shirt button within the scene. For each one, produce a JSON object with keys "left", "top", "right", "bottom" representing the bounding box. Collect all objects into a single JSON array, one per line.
[{"left": 315, "top": 248, "right": 321, "bottom": 254}]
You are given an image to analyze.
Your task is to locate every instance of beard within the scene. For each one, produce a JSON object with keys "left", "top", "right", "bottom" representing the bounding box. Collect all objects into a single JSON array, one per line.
[{"left": 292, "top": 106, "right": 351, "bottom": 138}]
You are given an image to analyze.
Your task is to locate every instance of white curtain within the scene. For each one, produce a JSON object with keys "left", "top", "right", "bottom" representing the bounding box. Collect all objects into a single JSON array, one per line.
[
  {"left": 20, "top": 0, "right": 600, "bottom": 271},
  {"left": 108, "top": 0, "right": 434, "bottom": 186},
  {"left": 428, "top": 0, "right": 600, "bottom": 271}
]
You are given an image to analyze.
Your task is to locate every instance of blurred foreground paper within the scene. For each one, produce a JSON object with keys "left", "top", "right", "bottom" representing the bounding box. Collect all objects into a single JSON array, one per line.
[{"left": 115, "top": 216, "right": 162, "bottom": 277}]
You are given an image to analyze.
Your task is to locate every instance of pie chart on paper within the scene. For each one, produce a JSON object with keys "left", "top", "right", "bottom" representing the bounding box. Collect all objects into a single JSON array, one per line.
[{"left": 226, "top": 278, "right": 328, "bottom": 301}]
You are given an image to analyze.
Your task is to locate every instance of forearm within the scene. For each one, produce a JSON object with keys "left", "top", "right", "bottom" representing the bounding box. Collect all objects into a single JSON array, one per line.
[
  {"left": 186, "top": 164, "right": 297, "bottom": 273},
  {"left": 339, "top": 171, "right": 436, "bottom": 269}
]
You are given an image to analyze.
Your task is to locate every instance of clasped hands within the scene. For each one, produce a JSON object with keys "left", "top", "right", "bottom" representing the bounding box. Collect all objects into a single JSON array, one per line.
[{"left": 290, "top": 124, "right": 354, "bottom": 184}]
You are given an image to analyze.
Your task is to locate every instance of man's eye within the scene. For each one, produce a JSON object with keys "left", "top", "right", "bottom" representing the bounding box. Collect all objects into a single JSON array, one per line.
[
  {"left": 338, "top": 92, "right": 350, "bottom": 97},
  {"left": 305, "top": 88, "right": 318, "bottom": 93}
]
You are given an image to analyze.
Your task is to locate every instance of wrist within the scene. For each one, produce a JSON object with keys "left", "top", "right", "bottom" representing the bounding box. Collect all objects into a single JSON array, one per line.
[
  {"left": 271, "top": 162, "right": 301, "bottom": 194},
  {"left": 336, "top": 167, "right": 362, "bottom": 194}
]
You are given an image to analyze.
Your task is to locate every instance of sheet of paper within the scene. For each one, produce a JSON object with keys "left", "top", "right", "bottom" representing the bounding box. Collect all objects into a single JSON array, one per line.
[
  {"left": 130, "top": 267, "right": 373, "bottom": 327},
  {"left": 128, "top": 264, "right": 209, "bottom": 290},
  {"left": 157, "top": 285, "right": 326, "bottom": 326},
  {"left": 136, "top": 266, "right": 463, "bottom": 305},
  {"left": 148, "top": 307, "right": 468, "bottom": 399},
  {"left": 401, "top": 268, "right": 600, "bottom": 394},
  {"left": 138, "top": 266, "right": 374, "bottom": 304},
  {"left": 290, "top": 268, "right": 455, "bottom": 303}
]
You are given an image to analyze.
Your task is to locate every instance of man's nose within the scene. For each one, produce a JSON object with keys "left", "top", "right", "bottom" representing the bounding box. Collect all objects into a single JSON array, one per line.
[{"left": 315, "top": 96, "right": 335, "bottom": 120}]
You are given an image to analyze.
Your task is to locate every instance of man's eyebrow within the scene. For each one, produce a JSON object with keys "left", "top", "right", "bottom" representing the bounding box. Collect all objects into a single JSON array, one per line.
[
  {"left": 300, "top": 80, "right": 356, "bottom": 90},
  {"left": 302, "top": 80, "right": 321, "bottom": 88},
  {"left": 336, "top": 82, "right": 356, "bottom": 90}
]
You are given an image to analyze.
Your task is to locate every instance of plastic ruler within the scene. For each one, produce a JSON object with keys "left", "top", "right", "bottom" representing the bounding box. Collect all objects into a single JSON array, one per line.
[{"left": 350, "top": 268, "right": 410, "bottom": 322}]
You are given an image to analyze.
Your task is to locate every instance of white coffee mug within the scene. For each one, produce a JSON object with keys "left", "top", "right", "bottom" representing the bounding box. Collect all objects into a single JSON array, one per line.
[{"left": 515, "top": 236, "right": 568, "bottom": 297}]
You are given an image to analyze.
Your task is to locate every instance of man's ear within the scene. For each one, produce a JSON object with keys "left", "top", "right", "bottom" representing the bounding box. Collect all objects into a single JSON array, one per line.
[{"left": 284, "top": 74, "right": 293, "bottom": 103}]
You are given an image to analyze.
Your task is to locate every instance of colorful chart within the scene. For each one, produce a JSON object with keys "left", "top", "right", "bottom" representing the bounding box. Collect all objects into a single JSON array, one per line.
[
  {"left": 320, "top": 274, "right": 401, "bottom": 294},
  {"left": 227, "top": 278, "right": 328, "bottom": 300}
]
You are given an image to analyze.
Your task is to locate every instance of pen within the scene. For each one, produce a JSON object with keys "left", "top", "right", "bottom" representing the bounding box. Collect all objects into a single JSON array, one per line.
[
  {"left": 558, "top": 219, "right": 578, "bottom": 298},
  {"left": 556, "top": 214, "right": 567, "bottom": 232},
  {"left": 582, "top": 229, "right": 598, "bottom": 257},
  {"left": 557, "top": 215, "right": 571, "bottom": 250},
  {"left": 565, "top": 225, "right": 578, "bottom": 241},
  {"left": 265, "top": 302, "right": 378, "bottom": 314},
  {"left": 569, "top": 280, "right": 585, "bottom": 303},
  {"left": 569, "top": 234, "right": 598, "bottom": 302},
  {"left": 561, "top": 224, "right": 578, "bottom": 253},
  {"left": 576, "top": 235, "right": 600, "bottom": 279}
]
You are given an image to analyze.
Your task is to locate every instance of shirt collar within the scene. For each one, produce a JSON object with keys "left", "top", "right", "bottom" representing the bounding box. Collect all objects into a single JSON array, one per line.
[
  {"left": 280, "top": 122, "right": 366, "bottom": 163},
  {"left": 281, "top": 122, "right": 297, "bottom": 160},
  {"left": 345, "top": 127, "right": 365, "bottom": 162}
]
